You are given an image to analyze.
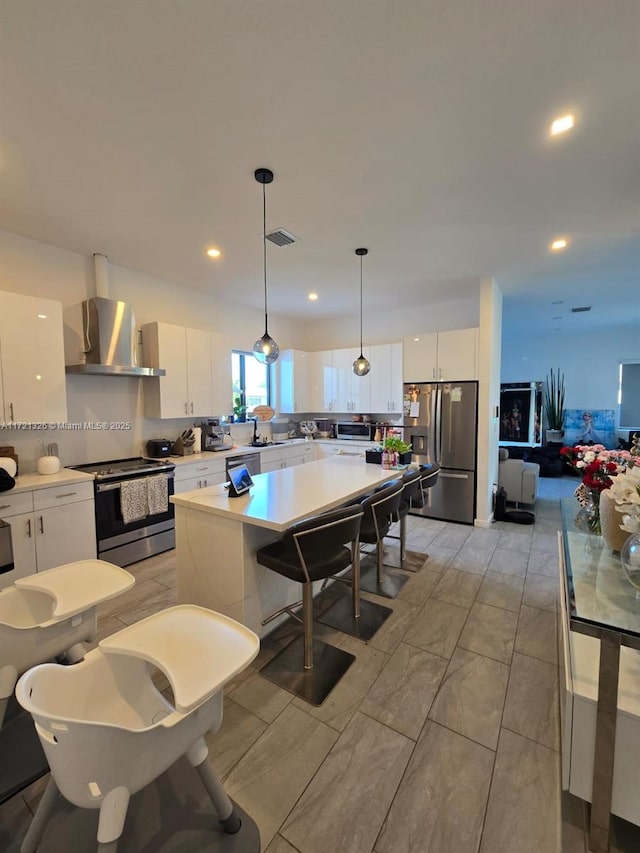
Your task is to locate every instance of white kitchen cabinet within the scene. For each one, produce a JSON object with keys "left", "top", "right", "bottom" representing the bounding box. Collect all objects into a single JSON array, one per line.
[
  {"left": 0, "top": 290, "right": 67, "bottom": 425},
  {"left": 142, "top": 322, "right": 214, "bottom": 419},
  {"left": 403, "top": 328, "right": 478, "bottom": 382},
  {"left": 309, "top": 350, "right": 335, "bottom": 412},
  {"left": 369, "top": 343, "right": 403, "bottom": 413},
  {"left": 0, "top": 482, "right": 96, "bottom": 587},
  {"left": 211, "top": 333, "right": 233, "bottom": 417},
  {"left": 260, "top": 443, "right": 314, "bottom": 471},
  {"left": 173, "top": 458, "right": 227, "bottom": 493},
  {"left": 277, "top": 350, "right": 311, "bottom": 414},
  {"left": 332, "top": 347, "right": 371, "bottom": 414}
]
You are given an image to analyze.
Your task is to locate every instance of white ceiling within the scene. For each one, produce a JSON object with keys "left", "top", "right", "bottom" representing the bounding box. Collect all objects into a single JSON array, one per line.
[{"left": 1, "top": 0, "right": 639, "bottom": 337}]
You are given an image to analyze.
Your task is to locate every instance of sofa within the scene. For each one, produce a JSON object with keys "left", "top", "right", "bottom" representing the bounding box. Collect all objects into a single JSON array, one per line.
[{"left": 498, "top": 448, "right": 540, "bottom": 506}]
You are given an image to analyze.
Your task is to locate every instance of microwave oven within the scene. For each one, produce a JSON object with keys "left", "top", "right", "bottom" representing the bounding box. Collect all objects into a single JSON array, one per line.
[{"left": 335, "top": 421, "right": 376, "bottom": 441}]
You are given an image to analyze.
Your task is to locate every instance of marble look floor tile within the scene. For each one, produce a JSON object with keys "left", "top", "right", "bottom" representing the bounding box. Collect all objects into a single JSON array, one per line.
[
  {"left": 20, "top": 773, "right": 49, "bottom": 814},
  {"left": 515, "top": 604, "right": 558, "bottom": 665},
  {"left": 281, "top": 712, "right": 412, "bottom": 853},
  {"left": 115, "top": 581, "right": 177, "bottom": 625},
  {"left": 431, "top": 526, "right": 471, "bottom": 550},
  {"left": 497, "top": 529, "right": 533, "bottom": 553},
  {"left": 476, "top": 571, "right": 524, "bottom": 613},
  {"left": 451, "top": 543, "right": 492, "bottom": 575},
  {"left": 419, "top": 544, "right": 458, "bottom": 571},
  {"left": 502, "top": 652, "right": 560, "bottom": 751},
  {"left": 204, "top": 697, "right": 268, "bottom": 780},
  {"left": 377, "top": 721, "right": 494, "bottom": 853},
  {"left": 93, "top": 614, "right": 128, "bottom": 644},
  {"left": 292, "top": 635, "right": 389, "bottom": 732},
  {"left": 396, "top": 566, "right": 443, "bottom": 605},
  {"left": 531, "top": 530, "right": 560, "bottom": 555},
  {"left": 528, "top": 548, "right": 562, "bottom": 577},
  {"left": 361, "top": 594, "right": 419, "bottom": 654},
  {"left": 403, "top": 598, "right": 469, "bottom": 659},
  {"left": 487, "top": 547, "right": 529, "bottom": 577},
  {"left": 523, "top": 572, "right": 559, "bottom": 613},
  {"left": 360, "top": 642, "right": 447, "bottom": 739},
  {"left": 97, "top": 577, "right": 166, "bottom": 620},
  {"left": 224, "top": 704, "right": 338, "bottom": 850},
  {"left": 465, "top": 527, "right": 502, "bottom": 551},
  {"left": 265, "top": 835, "right": 300, "bottom": 853},
  {"left": 428, "top": 647, "right": 509, "bottom": 749},
  {"left": 480, "top": 728, "right": 561, "bottom": 853},
  {"left": 231, "top": 671, "right": 292, "bottom": 724},
  {"left": 458, "top": 601, "right": 518, "bottom": 664},
  {"left": 432, "top": 567, "right": 483, "bottom": 608},
  {"left": 0, "top": 788, "right": 31, "bottom": 853},
  {"left": 125, "top": 551, "right": 176, "bottom": 586}
]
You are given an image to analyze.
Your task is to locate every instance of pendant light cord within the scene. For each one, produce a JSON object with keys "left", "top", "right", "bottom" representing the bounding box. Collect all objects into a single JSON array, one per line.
[
  {"left": 263, "top": 181, "right": 268, "bottom": 335},
  {"left": 359, "top": 253, "right": 364, "bottom": 355}
]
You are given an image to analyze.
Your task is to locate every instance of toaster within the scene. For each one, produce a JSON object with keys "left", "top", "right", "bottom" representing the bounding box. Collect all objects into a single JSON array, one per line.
[{"left": 146, "top": 438, "right": 171, "bottom": 458}]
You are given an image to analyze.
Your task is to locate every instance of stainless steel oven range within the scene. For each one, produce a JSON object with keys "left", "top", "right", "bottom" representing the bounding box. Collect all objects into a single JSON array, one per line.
[{"left": 70, "top": 457, "right": 176, "bottom": 567}]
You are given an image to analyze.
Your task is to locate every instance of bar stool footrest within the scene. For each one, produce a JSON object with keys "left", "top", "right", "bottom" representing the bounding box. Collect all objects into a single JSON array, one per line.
[
  {"left": 260, "top": 636, "right": 355, "bottom": 706},
  {"left": 317, "top": 596, "right": 392, "bottom": 641}
]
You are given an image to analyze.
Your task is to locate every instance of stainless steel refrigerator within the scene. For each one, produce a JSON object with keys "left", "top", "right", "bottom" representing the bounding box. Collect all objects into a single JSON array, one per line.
[{"left": 402, "top": 381, "right": 478, "bottom": 524}]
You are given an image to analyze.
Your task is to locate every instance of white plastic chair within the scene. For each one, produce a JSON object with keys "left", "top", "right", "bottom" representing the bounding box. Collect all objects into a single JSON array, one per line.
[
  {"left": 0, "top": 559, "right": 135, "bottom": 729},
  {"left": 16, "top": 604, "right": 260, "bottom": 853}
]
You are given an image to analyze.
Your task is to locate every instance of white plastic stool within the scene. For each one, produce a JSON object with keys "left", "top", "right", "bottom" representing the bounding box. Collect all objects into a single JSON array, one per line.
[
  {"left": 0, "top": 559, "right": 135, "bottom": 729},
  {"left": 16, "top": 604, "right": 260, "bottom": 853}
]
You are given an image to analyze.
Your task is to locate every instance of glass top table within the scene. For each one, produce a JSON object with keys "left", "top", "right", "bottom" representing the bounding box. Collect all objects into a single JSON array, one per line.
[
  {"left": 561, "top": 497, "right": 640, "bottom": 640},
  {"left": 561, "top": 496, "right": 638, "bottom": 853}
]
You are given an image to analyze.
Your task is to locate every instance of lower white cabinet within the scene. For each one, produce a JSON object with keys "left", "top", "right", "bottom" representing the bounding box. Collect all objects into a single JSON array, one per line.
[
  {"left": 260, "top": 443, "right": 314, "bottom": 471},
  {"left": 173, "top": 458, "right": 227, "bottom": 494},
  {"left": 0, "top": 481, "right": 96, "bottom": 587}
]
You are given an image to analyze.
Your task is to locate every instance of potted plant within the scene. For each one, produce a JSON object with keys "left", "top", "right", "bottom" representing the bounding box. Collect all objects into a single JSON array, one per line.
[
  {"left": 544, "top": 368, "right": 565, "bottom": 444},
  {"left": 366, "top": 435, "right": 413, "bottom": 465},
  {"left": 233, "top": 391, "right": 247, "bottom": 423}
]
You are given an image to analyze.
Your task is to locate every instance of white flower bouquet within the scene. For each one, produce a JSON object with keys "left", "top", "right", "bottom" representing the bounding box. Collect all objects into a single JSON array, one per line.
[{"left": 609, "top": 462, "right": 640, "bottom": 533}]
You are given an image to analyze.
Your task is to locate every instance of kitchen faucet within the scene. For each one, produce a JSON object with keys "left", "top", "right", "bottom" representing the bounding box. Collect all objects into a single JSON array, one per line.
[{"left": 252, "top": 417, "right": 258, "bottom": 445}]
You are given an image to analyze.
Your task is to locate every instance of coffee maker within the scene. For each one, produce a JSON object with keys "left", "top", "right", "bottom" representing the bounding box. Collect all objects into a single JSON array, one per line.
[{"left": 200, "top": 421, "right": 225, "bottom": 451}]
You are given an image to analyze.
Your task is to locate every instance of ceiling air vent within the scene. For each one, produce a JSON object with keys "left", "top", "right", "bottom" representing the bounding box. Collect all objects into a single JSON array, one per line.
[
  {"left": 266, "top": 228, "right": 297, "bottom": 247},
  {"left": 571, "top": 306, "right": 592, "bottom": 313}
]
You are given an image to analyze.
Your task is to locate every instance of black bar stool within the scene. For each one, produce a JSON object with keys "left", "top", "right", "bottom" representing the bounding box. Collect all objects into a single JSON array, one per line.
[
  {"left": 418, "top": 463, "right": 441, "bottom": 508},
  {"left": 356, "top": 480, "right": 409, "bottom": 599},
  {"left": 383, "top": 468, "right": 425, "bottom": 572},
  {"left": 256, "top": 504, "right": 363, "bottom": 706}
]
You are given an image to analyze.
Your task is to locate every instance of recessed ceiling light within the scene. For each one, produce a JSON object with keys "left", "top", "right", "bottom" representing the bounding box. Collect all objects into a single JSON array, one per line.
[
  {"left": 37, "top": 314, "right": 47, "bottom": 319},
  {"left": 308, "top": 292, "right": 318, "bottom": 301},
  {"left": 413, "top": 337, "right": 420, "bottom": 342},
  {"left": 550, "top": 114, "right": 575, "bottom": 136},
  {"left": 206, "top": 248, "right": 221, "bottom": 258},
  {"left": 550, "top": 238, "right": 568, "bottom": 251}
]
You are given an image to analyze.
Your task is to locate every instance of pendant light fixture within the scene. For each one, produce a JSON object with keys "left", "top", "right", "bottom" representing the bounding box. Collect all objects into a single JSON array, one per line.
[
  {"left": 252, "top": 167, "right": 279, "bottom": 364},
  {"left": 352, "top": 247, "right": 371, "bottom": 377}
]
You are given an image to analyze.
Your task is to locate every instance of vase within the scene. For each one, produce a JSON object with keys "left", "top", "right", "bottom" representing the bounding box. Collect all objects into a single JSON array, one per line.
[
  {"left": 575, "top": 488, "right": 601, "bottom": 534},
  {"left": 620, "top": 532, "right": 640, "bottom": 591},
  {"left": 599, "top": 489, "right": 631, "bottom": 554}
]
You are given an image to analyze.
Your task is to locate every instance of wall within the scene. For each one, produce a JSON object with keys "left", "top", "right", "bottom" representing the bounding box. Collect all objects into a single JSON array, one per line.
[
  {"left": 0, "top": 228, "right": 310, "bottom": 470},
  {"left": 501, "top": 326, "right": 640, "bottom": 435},
  {"left": 476, "top": 278, "right": 502, "bottom": 526}
]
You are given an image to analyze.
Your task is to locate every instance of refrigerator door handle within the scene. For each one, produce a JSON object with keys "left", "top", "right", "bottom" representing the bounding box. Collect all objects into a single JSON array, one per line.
[
  {"left": 439, "top": 472, "right": 470, "bottom": 480},
  {"left": 434, "top": 386, "right": 442, "bottom": 463}
]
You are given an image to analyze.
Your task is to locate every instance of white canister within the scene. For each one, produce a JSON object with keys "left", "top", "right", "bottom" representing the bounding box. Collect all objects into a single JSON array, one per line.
[
  {"left": 37, "top": 456, "right": 61, "bottom": 475},
  {"left": 191, "top": 427, "right": 202, "bottom": 453}
]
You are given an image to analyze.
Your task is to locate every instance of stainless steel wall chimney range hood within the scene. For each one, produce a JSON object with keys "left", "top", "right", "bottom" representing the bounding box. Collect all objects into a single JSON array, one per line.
[{"left": 65, "top": 254, "right": 165, "bottom": 377}]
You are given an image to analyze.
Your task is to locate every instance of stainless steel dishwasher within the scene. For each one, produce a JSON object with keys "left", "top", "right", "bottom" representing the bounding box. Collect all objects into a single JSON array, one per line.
[{"left": 225, "top": 452, "right": 261, "bottom": 478}]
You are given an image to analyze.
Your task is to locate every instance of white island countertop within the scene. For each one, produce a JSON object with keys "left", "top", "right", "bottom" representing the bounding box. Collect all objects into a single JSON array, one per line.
[{"left": 171, "top": 456, "right": 401, "bottom": 532}]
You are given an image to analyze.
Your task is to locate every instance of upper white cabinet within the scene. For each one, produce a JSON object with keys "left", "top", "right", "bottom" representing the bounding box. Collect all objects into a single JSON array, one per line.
[
  {"left": 142, "top": 322, "right": 215, "bottom": 419},
  {"left": 309, "top": 350, "right": 334, "bottom": 412},
  {"left": 0, "top": 291, "right": 67, "bottom": 424},
  {"left": 369, "top": 343, "right": 403, "bottom": 413},
  {"left": 332, "top": 348, "right": 371, "bottom": 414},
  {"left": 403, "top": 328, "right": 478, "bottom": 382},
  {"left": 277, "top": 350, "right": 311, "bottom": 414}
]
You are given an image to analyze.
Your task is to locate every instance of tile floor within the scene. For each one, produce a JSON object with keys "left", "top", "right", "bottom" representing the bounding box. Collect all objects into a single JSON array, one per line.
[{"left": 3, "top": 477, "right": 640, "bottom": 852}]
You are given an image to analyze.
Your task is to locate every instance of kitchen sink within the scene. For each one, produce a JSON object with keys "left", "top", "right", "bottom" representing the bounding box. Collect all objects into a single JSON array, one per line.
[{"left": 249, "top": 440, "right": 287, "bottom": 447}]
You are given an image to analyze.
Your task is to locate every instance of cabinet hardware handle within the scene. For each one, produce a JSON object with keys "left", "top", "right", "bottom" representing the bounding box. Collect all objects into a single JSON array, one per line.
[
  {"left": 196, "top": 466, "right": 207, "bottom": 471},
  {"left": 9, "top": 403, "right": 14, "bottom": 422},
  {"left": 190, "top": 402, "right": 194, "bottom": 414},
  {"left": 432, "top": 368, "right": 436, "bottom": 379},
  {"left": 184, "top": 402, "right": 189, "bottom": 414},
  {"left": 0, "top": 504, "right": 10, "bottom": 510},
  {"left": 39, "top": 516, "right": 44, "bottom": 534},
  {"left": 439, "top": 367, "right": 443, "bottom": 379},
  {"left": 26, "top": 519, "right": 32, "bottom": 538},
  {"left": 55, "top": 492, "right": 77, "bottom": 498},
  {"left": 197, "top": 480, "right": 202, "bottom": 488}
]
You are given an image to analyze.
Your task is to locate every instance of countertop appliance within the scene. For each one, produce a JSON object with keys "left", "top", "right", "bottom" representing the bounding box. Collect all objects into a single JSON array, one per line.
[
  {"left": 70, "top": 457, "right": 176, "bottom": 567},
  {"left": 146, "top": 438, "right": 171, "bottom": 458},
  {"left": 335, "top": 421, "right": 376, "bottom": 441},
  {"left": 202, "top": 423, "right": 226, "bottom": 451},
  {"left": 402, "top": 381, "right": 478, "bottom": 524},
  {"left": 225, "top": 452, "right": 261, "bottom": 479}
]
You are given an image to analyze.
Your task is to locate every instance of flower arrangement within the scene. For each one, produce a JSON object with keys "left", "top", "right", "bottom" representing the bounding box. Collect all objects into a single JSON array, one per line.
[
  {"left": 609, "top": 462, "right": 640, "bottom": 533},
  {"left": 560, "top": 444, "right": 634, "bottom": 531}
]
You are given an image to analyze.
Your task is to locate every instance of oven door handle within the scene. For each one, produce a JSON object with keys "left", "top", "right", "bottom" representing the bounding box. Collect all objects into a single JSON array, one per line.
[{"left": 96, "top": 472, "right": 175, "bottom": 493}]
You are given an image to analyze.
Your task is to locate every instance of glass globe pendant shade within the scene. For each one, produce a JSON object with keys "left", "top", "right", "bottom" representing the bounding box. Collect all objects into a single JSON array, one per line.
[
  {"left": 353, "top": 352, "right": 371, "bottom": 377},
  {"left": 253, "top": 332, "right": 279, "bottom": 365},
  {"left": 621, "top": 531, "right": 640, "bottom": 591}
]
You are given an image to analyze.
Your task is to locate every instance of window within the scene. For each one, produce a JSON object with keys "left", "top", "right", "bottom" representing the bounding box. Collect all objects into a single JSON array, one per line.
[
  {"left": 619, "top": 362, "right": 640, "bottom": 429},
  {"left": 232, "top": 351, "right": 271, "bottom": 416}
]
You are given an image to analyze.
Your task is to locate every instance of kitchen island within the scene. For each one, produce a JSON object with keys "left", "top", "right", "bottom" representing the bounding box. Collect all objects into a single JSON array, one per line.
[{"left": 171, "top": 457, "right": 399, "bottom": 637}]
